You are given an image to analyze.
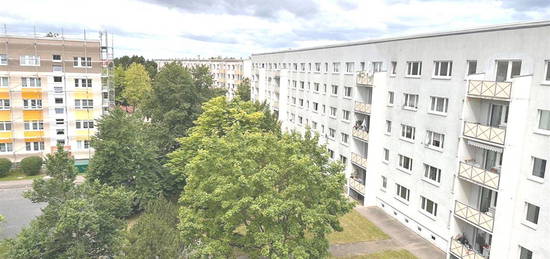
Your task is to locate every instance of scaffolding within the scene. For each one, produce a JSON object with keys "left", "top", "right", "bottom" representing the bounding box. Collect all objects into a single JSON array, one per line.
[{"left": 99, "top": 31, "right": 115, "bottom": 110}]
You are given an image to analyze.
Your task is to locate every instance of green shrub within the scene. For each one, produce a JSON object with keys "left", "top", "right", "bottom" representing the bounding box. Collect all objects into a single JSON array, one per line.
[
  {"left": 0, "top": 158, "right": 11, "bottom": 177},
  {"left": 20, "top": 156, "right": 43, "bottom": 176}
]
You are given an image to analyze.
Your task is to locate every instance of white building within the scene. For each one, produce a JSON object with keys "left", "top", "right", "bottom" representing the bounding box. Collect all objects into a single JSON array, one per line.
[{"left": 250, "top": 21, "right": 550, "bottom": 259}]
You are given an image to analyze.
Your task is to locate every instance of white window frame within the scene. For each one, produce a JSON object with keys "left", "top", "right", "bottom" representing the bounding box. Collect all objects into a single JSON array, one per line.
[
  {"left": 77, "top": 140, "right": 91, "bottom": 150},
  {"left": 24, "top": 120, "right": 44, "bottom": 131},
  {"left": 395, "top": 183, "right": 410, "bottom": 202},
  {"left": 345, "top": 62, "right": 354, "bottom": 73},
  {"left": 538, "top": 109, "right": 550, "bottom": 132},
  {"left": 25, "top": 141, "right": 44, "bottom": 151},
  {"left": 398, "top": 154, "right": 413, "bottom": 172},
  {"left": 406, "top": 61, "right": 422, "bottom": 77},
  {"left": 331, "top": 85, "right": 338, "bottom": 96},
  {"left": 0, "top": 142, "right": 13, "bottom": 153},
  {"left": 341, "top": 133, "right": 349, "bottom": 144},
  {"left": 329, "top": 107, "right": 337, "bottom": 118},
  {"left": 342, "top": 110, "right": 351, "bottom": 121},
  {"left": 23, "top": 99, "right": 42, "bottom": 110},
  {"left": 0, "top": 99, "right": 10, "bottom": 110},
  {"left": 385, "top": 120, "right": 392, "bottom": 135},
  {"left": 0, "top": 54, "right": 7, "bottom": 65},
  {"left": 545, "top": 60, "right": 550, "bottom": 83},
  {"left": 76, "top": 120, "right": 94, "bottom": 129},
  {"left": 314, "top": 83, "right": 320, "bottom": 92},
  {"left": 424, "top": 164, "right": 442, "bottom": 184},
  {"left": 344, "top": 86, "right": 352, "bottom": 98},
  {"left": 329, "top": 128, "right": 336, "bottom": 139},
  {"left": 315, "top": 63, "right": 321, "bottom": 72},
  {"left": 383, "top": 148, "right": 389, "bottom": 163},
  {"left": 73, "top": 57, "right": 92, "bottom": 67},
  {"left": 426, "top": 131, "right": 445, "bottom": 150},
  {"left": 390, "top": 61, "right": 397, "bottom": 76},
  {"left": 21, "top": 77, "right": 41, "bottom": 88},
  {"left": 381, "top": 176, "right": 387, "bottom": 190},
  {"left": 75, "top": 99, "right": 93, "bottom": 109},
  {"left": 531, "top": 156, "right": 546, "bottom": 180},
  {"left": 400, "top": 124, "right": 416, "bottom": 141},
  {"left": 372, "top": 62, "right": 383, "bottom": 73},
  {"left": 524, "top": 202, "right": 540, "bottom": 226},
  {"left": 20, "top": 55, "right": 40, "bottom": 66},
  {"left": 429, "top": 96, "right": 448, "bottom": 115},
  {"left": 0, "top": 77, "right": 8, "bottom": 87},
  {"left": 403, "top": 93, "right": 419, "bottom": 110},
  {"left": 433, "top": 61, "right": 453, "bottom": 78},
  {"left": 388, "top": 91, "right": 394, "bottom": 106},
  {"left": 0, "top": 121, "right": 12, "bottom": 131},
  {"left": 333, "top": 62, "right": 340, "bottom": 73},
  {"left": 421, "top": 196, "right": 438, "bottom": 217}
]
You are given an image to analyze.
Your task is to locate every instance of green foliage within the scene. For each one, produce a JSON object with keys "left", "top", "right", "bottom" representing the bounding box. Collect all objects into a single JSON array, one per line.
[
  {"left": 114, "top": 55, "right": 157, "bottom": 78},
  {"left": 114, "top": 65, "right": 127, "bottom": 105},
  {"left": 19, "top": 156, "right": 43, "bottom": 176},
  {"left": 122, "top": 63, "right": 152, "bottom": 109},
  {"left": 0, "top": 158, "right": 12, "bottom": 177},
  {"left": 124, "top": 197, "right": 186, "bottom": 258},
  {"left": 235, "top": 77, "right": 251, "bottom": 101},
  {"left": 87, "top": 108, "right": 177, "bottom": 209}
]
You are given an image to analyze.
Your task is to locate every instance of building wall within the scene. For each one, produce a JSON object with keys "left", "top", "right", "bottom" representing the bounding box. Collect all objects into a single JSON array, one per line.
[{"left": 250, "top": 22, "right": 550, "bottom": 258}]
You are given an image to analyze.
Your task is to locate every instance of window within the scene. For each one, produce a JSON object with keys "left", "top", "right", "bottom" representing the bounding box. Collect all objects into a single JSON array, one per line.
[
  {"left": 292, "top": 97, "right": 296, "bottom": 105},
  {"left": 532, "top": 157, "right": 546, "bottom": 179},
  {"left": 25, "top": 141, "right": 44, "bottom": 151},
  {"left": 298, "top": 116, "right": 303, "bottom": 125},
  {"left": 0, "top": 142, "right": 12, "bottom": 152},
  {"left": 76, "top": 120, "right": 94, "bottom": 129},
  {"left": 55, "top": 98, "right": 63, "bottom": 104},
  {"left": 56, "top": 129, "right": 65, "bottom": 135},
  {"left": 0, "top": 99, "right": 10, "bottom": 110},
  {"left": 430, "top": 97, "right": 448, "bottom": 114},
  {"left": 538, "top": 110, "right": 550, "bottom": 131},
  {"left": 52, "top": 54, "right": 61, "bottom": 62},
  {"left": 385, "top": 120, "right": 392, "bottom": 134},
  {"left": 56, "top": 119, "right": 64, "bottom": 125},
  {"left": 331, "top": 85, "right": 338, "bottom": 95},
  {"left": 77, "top": 140, "right": 91, "bottom": 150},
  {"left": 53, "top": 76, "right": 62, "bottom": 83},
  {"left": 519, "top": 246, "right": 533, "bottom": 259},
  {"left": 403, "top": 93, "right": 419, "bottom": 110},
  {"left": 525, "top": 202, "right": 540, "bottom": 224},
  {"left": 0, "top": 54, "right": 7, "bottom": 65},
  {"left": 55, "top": 108, "right": 64, "bottom": 114},
  {"left": 342, "top": 110, "right": 351, "bottom": 121},
  {"left": 396, "top": 184, "right": 410, "bottom": 201},
  {"left": 398, "top": 154, "right": 413, "bottom": 171},
  {"left": 325, "top": 62, "right": 329, "bottom": 72},
  {"left": 75, "top": 78, "right": 92, "bottom": 87},
  {"left": 467, "top": 60, "right": 477, "bottom": 75},
  {"left": 545, "top": 61, "right": 550, "bottom": 82},
  {"left": 424, "top": 164, "right": 441, "bottom": 183},
  {"left": 292, "top": 80, "right": 297, "bottom": 88},
  {"left": 300, "top": 81, "right": 304, "bottom": 89},
  {"left": 21, "top": 77, "right": 41, "bottom": 87},
  {"left": 308, "top": 63, "right": 311, "bottom": 71},
  {"left": 340, "top": 155, "right": 347, "bottom": 167},
  {"left": 75, "top": 99, "right": 93, "bottom": 109},
  {"left": 433, "top": 61, "right": 452, "bottom": 77},
  {"left": 372, "top": 62, "right": 382, "bottom": 72},
  {"left": 300, "top": 63, "right": 305, "bottom": 71},
  {"left": 315, "top": 63, "right": 321, "bottom": 72},
  {"left": 345, "top": 62, "right": 354, "bottom": 73},
  {"left": 312, "top": 121, "right": 317, "bottom": 129},
  {"left": 20, "top": 55, "right": 40, "bottom": 66},
  {"left": 421, "top": 196, "right": 438, "bottom": 216},
  {"left": 299, "top": 98, "right": 304, "bottom": 107},
  {"left": 0, "top": 77, "right": 8, "bottom": 87},
  {"left": 341, "top": 133, "right": 349, "bottom": 144},
  {"left": 328, "top": 149, "right": 334, "bottom": 159},
  {"left": 381, "top": 176, "right": 387, "bottom": 189},
  {"left": 383, "top": 148, "right": 389, "bottom": 162},
  {"left": 406, "top": 61, "right": 422, "bottom": 76},
  {"left": 344, "top": 86, "right": 352, "bottom": 97},
  {"left": 23, "top": 99, "right": 42, "bottom": 109},
  {"left": 0, "top": 121, "right": 11, "bottom": 131},
  {"left": 313, "top": 102, "right": 319, "bottom": 111},
  {"left": 322, "top": 105, "right": 326, "bottom": 114},
  {"left": 323, "top": 84, "right": 327, "bottom": 93},
  {"left": 329, "top": 107, "right": 337, "bottom": 117},
  {"left": 401, "top": 124, "right": 416, "bottom": 141},
  {"left": 314, "top": 83, "right": 320, "bottom": 92},
  {"left": 333, "top": 62, "right": 340, "bottom": 73},
  {"left": 390, "top": 61, "right": 397, "bottom": 75},
  {"left": 24, "top": 120, "right": 44, "bottom": 130},
  {"left": 329, "top": 128, "right": 336, "bottom": 139},
  {"left": 427, "top": 131, "right": 445, "bottom": 149},
  {"left": 388, "top": 91, "right": 394, "bottom": 105},
  {"left": 74, "top": 57, "right": 92, "bottom": 67}
]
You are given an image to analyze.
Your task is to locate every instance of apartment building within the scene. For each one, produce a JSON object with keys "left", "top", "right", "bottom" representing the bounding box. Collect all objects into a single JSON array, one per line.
[
  {"left": 250, "top": 21, "right": 550, "bottom": 259},
  {"left": 0, "top": 33, "right": 113, "bottom": 168},
  {"left": 154, "top": 58, "right": 247, "bottom": 98}
]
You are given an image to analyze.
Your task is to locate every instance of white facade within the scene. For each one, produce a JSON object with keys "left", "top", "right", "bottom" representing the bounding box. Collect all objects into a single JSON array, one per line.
[{"left": 250, "top": 21, "right": 550, "bottom": 259}]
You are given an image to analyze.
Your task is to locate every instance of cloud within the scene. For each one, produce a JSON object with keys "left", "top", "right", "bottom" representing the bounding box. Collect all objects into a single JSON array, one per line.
[{"left": 501, "top": 0, "right": 550, "bottom": 11}]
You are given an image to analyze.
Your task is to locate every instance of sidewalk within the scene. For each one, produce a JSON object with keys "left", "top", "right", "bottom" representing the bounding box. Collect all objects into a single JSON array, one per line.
[{"left": 0, "top": 175, "right": 85, "bottom": 189}]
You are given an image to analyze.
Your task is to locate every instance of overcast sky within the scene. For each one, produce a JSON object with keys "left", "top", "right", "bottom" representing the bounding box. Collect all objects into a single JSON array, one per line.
[{"left": 1, "top": 0, "right": 549, "bottom": 59}]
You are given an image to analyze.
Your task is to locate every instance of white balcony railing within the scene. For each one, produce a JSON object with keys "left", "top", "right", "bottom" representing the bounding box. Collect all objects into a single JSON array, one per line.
[
  {"left": 356, "top": 71, "right": 373, "bottom": 86},
  {"left": 458, "top": 162, "right": 500, "bottom": 190},
  {"left": 348, "top": 177, "right": 365, "bottom": 195},
  {"left": 454, "top": 200, "right": 494, "bottom": 233},
  {"left": 351, "top": 152, "right": 368, "bottom": 169},
  {"left": 463, "top": 122, "right": 506, "bottom": 145},
  {"left": 467, "top": 80, "right": 512, "bottom": 100},
  {"left": 354, "top": 101, "right": 371, "bottom": 114},
  {"left": 352, "top": 128, "right": 369, "bottom": 142},
  {"left": 450, "top": 238, "right": 489, "bottom": 259}
]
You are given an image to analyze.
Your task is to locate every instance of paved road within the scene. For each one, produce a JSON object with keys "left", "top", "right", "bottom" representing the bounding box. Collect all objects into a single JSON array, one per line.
[{"left": 0, "top": 187, "right": 44, "bottom": 239}]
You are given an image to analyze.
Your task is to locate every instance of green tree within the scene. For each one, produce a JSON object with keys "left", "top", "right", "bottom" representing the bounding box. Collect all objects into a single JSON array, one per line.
[
  {"left": 0, "top": 158, "right": 11, "bottom": 177},
  {"left": 235, "top": 78, "right": 251, "bottom": 101},
  {"left": 122, "top": 63, "right": 152, "bottom": 109},
  {"left": 87, "top": 108, "right": 177, "bottom": 209},
  {"left": 124, "top": 197, "right": 186, "bottom": 259},
  {"left": 113, "top": 65, "right": 127, "bottom": 105},
  {"left": 20, "top": 156, "right": 43, "bottom": 175},
  {"left": 114, "top": 55, "right": 157, "bottom": 79}
]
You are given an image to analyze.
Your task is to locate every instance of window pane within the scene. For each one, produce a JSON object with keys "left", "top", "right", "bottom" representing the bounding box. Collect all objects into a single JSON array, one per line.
[
  {"left": 533, "top": 157, "right": 546, "bottom": 178},
  {"left": 539, "top": 110, "right": 550, "bottom": 130}
]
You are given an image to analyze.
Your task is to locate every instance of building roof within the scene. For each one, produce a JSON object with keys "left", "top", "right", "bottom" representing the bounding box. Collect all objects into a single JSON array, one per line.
[
  {"left": 153, "top": 58, "right": 244, "bottom": 62},
  {"left": 252, "top": 20, "right": 550, "bottom": 56}
]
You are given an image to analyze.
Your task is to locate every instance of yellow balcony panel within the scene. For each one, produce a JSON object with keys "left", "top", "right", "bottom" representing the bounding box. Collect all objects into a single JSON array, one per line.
[
  {"left": 73, "top": 91, "right": 95, "bottom": 99},
  {"left": 0, "top": 110, "right": 10, "bottom": 121},
  {"left": 75, "top": 110, "right": 94, "bottom": 120},
  {"left": 22, "top": 91, "right": 42, "bottom": 99},
  {"left": 0, "top": 132, "right": 12, "bottom": 139},
  {"left": 0, "top": 137, "right": 12, "bottom": 143},
  {"left": 75, "top": 135, "right": 91, "bottom": 141},
  {"left": 0, "top": 91, "right": 9, "bottom": 98},
  {"left": 23, "top": 110, "right": 44, "bottom": 120},
  {"left": 24, "top": 131, "right": 44, "bottom": 138},
  {"left": 75, "top": 129, "right": 95, "bottom": 136}
]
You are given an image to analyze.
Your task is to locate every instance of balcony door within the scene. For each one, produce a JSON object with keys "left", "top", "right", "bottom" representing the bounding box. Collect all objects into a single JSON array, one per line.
[
  {"left": 488, "top": 104, "right": 508, "bottom": 127},
  {"left": 478, "top": 187, "right": 497, "bottom": 213},
  {"left": 483, "top": 149, "right": 502, "bottom": 171},
  {"left": 495, "top": 60, "right": 522, "bottom": 82}
]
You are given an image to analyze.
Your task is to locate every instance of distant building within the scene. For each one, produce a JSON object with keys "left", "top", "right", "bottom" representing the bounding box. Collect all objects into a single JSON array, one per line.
[
  {"left": 154, "top": 58, "right": 247, "bottom": 98},
  {"left": 251, "top": 21, "right": 550, "bottom": 259},
  {"left": 0, "top": 33, "right": 114, "bottom": 169}
]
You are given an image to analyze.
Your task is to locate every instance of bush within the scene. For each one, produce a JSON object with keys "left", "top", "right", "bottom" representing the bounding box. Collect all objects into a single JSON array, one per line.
[
  {"left": 0, "top": 158, "right": 11, "bottom": 177},
  {"left": 20, "top": 157, "right": 43, "bottom": 176}
]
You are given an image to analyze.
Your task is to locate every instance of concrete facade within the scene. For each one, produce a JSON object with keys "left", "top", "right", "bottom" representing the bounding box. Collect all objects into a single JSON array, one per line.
[{"left": 250, "top": 21, "right": 550, "bottom": 259}]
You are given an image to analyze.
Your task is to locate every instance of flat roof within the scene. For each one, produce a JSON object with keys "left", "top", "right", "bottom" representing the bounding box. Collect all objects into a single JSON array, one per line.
[
  {"left": 252, "top": 20, "right": 550, "bottom": 56},
  {"left": 154, "top": 58, "right": 244, "bottom": 62},
  {"left": 0, "top": 34, "right": 100, "bottom": 43}
]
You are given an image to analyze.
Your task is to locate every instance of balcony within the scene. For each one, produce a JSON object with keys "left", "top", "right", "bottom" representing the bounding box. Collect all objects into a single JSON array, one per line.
[
  {"left": 467, "top": 80, "right": 511, "bottom": 100},
  {"left": 450, "top": 238, "right": 489, "bottom": 259},
  {"left": 348, "top": 177, "right": 365, "bottom": 195},
  {"left": 351, "top": 152, "right": 368, "bottom": 169},
  {"left": 458, "top": 162, "right": 500, "bottom": 190},
  {"left": 356, "top": 71, "right": 373, "bottom": 86},
  {"left": 463, "top": 122, "right": 506, "bottom": 145},
  {"left": 454, "top": 200, "right": 494, "bottom": 233},
  {"left": 354, "top": 101, "right": 371, "bottom": 114},
  {"left": 352, "top": 128, "right": 369, "bottom": 142}
]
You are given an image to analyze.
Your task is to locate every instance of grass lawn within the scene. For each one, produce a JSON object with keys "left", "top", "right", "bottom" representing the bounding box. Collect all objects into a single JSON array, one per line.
[
  {"left": 328, "top": 210, "right": 389, "bottom": 244},
  {"left": 331, "top": 249, "right": 417, "bottom": 259},
  {"left": 0, "top": 170, "right": 44, "bottom": 182}
]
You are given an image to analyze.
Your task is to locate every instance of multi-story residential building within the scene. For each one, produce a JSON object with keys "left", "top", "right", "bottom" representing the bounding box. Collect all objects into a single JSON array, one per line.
[
  {"left": 250, "top": 21, "right": 550, "bottom": 259},
  {"left": 0, "top": 32, "right": 113, "bottom": 169},
  {"left": 154, "top": 58, "right": 247, "bottom": 98}
]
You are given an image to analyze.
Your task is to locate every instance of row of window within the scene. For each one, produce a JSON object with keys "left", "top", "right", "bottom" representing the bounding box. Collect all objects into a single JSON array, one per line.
[
  {"left": 0, "top": 119, "right": 94, "bottom": 132},
  {"left": 0, "top": 54, "right": 93, "bottom": 67},
  {"left": 385, "top": 181, "right": 439, "bottom": 217},
  {"left": 0, "top": 77, "right": 94, "bottom": 88},
  {"left": 0, "top": 98, "right": 95, "bottom": 110},
  {"left": 0, "top": 140, "right": 92, "bottom": 153}
]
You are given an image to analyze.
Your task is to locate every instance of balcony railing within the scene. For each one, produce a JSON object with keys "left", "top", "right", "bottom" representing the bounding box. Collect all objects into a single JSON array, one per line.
[
  {"left": 458, "top": 162, "right": 500, "bottom": 190},
  {"left": 351, "top": 152, "right": 368, "bottom": 169},
  {"left": 348, "top": 177, "right": 365, "bottom": 195},
  {"left": 463, "top": 122, "right": 506, "bottom": 145},
  {"left": 454, "top": 200, "right": 494, "bottom": 233},
  {"left": 356, "top": 71, "right": 373, "bottom": 86},
  {"left": 450, "top": 238, "right": 488, "bottom": 259},
  {"left": 354, "top": 101, "right": 371, "bottom": 114},
  {"left": 467, "top": 80, "right": 512, "bottom": 100},
  {"left": 352, "top": 128, "right": 369, "bottom": 142}
]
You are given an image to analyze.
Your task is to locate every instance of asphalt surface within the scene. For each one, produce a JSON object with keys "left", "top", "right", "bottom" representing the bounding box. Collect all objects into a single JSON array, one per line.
[{"left": 0, "top": 187, "right": 45, "bottom": 239}]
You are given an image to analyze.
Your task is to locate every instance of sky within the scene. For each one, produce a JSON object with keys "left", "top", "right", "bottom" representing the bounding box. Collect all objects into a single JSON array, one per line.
[{"left": 1, "top": 0, "right": 549, "bottom": 59}]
